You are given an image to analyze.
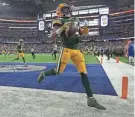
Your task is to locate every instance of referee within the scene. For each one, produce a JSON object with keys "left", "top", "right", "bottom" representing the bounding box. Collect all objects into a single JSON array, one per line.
[
  {"left": 106, "top": 47, "right": 110, "bottom": 60},
  {"left": 52, "top": 44, "right": 57, "bottom": 60},
  {"left": 31, "top": 48, "right": 35, "bottom": 59}
]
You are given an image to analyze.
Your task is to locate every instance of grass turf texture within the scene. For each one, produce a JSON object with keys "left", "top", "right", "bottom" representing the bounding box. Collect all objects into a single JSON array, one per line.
[
  {"left": 112, "top": 56, "right": 129, "bottom": 64},
  {"left": 0, "top": 53, "right": 100, "bottom": 64}
]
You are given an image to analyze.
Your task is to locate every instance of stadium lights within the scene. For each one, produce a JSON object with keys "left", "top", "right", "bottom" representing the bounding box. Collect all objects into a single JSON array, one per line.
[
  {"left": 0, "top": 2, "right": 9, "bottom": 6},
  {"left": 9, "top": 27, "right": 37, "bottom": 29},
  {"left": 120, "top": 37, "right": 135, "bottom": 40}
]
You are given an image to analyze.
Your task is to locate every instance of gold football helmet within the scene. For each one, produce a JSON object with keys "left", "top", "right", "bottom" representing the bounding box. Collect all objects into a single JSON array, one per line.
[
  {"left": 52, "top": 19, "right": 62, "bottom": 26},
  {"left": 56, "top": 3, "right": 72, "bottom": 17}
]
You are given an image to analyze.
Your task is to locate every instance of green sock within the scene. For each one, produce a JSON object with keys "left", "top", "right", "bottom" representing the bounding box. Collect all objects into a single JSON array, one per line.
[
  {"left": 80, "top": 73, "right": 93, "bottom": 97},
  {"left": 14, "top": 58, "right": 19, "bottom": 61},
  {"left": 43, "top": 69, "right": 58, "bottom": 76},
  {"left": 22, "top": 57, "right": 25, "bottom": 63}
]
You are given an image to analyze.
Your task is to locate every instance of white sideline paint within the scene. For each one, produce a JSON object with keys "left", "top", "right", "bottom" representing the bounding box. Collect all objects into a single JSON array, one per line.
[{"left": 97, "top": 56, "right": 134, "bottom": 100}]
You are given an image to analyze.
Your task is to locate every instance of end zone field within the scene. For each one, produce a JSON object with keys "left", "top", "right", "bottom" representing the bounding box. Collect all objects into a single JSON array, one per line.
[{"left": 0, "top": 53, "right": 116, "bottom": 96}]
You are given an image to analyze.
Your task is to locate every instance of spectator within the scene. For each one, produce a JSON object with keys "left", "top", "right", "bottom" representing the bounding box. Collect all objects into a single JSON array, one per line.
[{"left": 128, "top": 40, "right": 134, "bottom": 65}]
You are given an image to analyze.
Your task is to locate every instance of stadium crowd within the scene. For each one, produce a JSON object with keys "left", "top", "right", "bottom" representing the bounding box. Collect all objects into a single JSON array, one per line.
[
  {"left": 0, "top": 43, "right": 54, "bottom": 53},
  {"left": 0, "top": 22, "right": 133, "bottom": 42},
  {"left": 0, "top": 40, "right": 127, "bottom": 57},
  {"left": 0, "top": 3, "right": 134, "bottom": 58}
]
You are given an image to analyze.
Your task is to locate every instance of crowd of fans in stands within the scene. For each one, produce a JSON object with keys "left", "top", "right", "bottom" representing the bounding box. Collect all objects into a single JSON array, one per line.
[
  {"left": 0, "top": 4, "right": 134, "bottom": 57},
  {"left": 0, "top": 43, "right": 53, "bottom": 53},
  {"left": 0, "top": 40, "right": 126, "bottom": 58},
  {"left": 0, "top": 21, "right": 133, "bottom": 42},
  {"left": 110, "top": 1, "right": 133, "bottom": 12}
]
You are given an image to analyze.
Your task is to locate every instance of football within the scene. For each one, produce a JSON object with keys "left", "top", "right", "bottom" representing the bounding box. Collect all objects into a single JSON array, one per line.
[{"left": 65, "top": 21, "right": 79, "bottom": 38}]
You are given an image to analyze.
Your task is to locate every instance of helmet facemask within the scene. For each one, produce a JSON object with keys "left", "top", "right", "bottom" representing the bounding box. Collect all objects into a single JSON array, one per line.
[{"left": 61, "top": 6, "right": 72, "bottom": 17}]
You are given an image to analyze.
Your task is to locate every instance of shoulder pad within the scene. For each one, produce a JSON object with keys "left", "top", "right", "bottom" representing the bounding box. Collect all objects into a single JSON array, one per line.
[{"left": 52, "top": 19, "right": 62, "bottom": 26}]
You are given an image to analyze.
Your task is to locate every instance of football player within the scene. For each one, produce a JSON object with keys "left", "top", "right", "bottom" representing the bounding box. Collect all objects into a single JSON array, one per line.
[
  {"left": 12, "top": 39, "right": 26, "bottom": 66},
  {"left": 37, "top": 3, "right": 106, "bottom": 110}
]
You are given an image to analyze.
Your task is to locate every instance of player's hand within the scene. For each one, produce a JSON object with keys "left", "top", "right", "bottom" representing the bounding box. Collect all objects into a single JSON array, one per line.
[
  {"left": 70, "top": 17, "right": 79, "bottom": 22},
  {"left": 62, "top": 22, "right": 70, "bottom": 30}
]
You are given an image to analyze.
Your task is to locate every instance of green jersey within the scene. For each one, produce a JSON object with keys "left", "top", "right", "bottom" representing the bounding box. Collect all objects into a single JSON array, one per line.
[
  {"left": 3, "top": 47, "right": 7, "bottom": 52},
  {"left": 16, "top": 44, "right": 23, "bottom": 53},
  {"left": 55, "top": 17, "right": 80, "bottom": 49}
]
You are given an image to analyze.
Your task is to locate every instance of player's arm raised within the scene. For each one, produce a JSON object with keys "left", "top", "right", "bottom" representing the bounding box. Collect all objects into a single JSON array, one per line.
[
  {"left": 78, "top": 27, "right": 84, "bottom": 35},
  {"left": 50, "top": 20, "right": 62, "bottom": 41},
  {"left": 50, "top": 19, "right": 70, "bottom": 41},
  {"left": 21, "top": 45, "right": 25, "bottom": 52},
  {"left": 50, "top": 26, "right": 60, "bottom": 41}
]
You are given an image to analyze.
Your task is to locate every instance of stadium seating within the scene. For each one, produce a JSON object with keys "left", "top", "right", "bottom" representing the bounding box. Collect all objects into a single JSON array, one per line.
[{"left": 0, "top": 4, "right": 134, "bottom": 54}]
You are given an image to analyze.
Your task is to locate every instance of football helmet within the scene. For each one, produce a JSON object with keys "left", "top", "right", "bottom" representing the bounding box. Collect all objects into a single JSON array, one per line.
[{"left": 56, "top": 3, "right": 72, "bottom": 17}]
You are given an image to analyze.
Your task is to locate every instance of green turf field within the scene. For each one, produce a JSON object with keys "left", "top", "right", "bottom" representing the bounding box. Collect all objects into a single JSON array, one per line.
[
  {"left": 112, "top": 56, "right": 129, "bottom": 63},
  {"left": 0, "top": 53, "right": 100, "bottom": 64}
]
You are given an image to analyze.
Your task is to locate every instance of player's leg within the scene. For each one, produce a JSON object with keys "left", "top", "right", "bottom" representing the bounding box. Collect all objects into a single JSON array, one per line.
[
  {"left": 4, "top": 52, "right": 7, "bottom": 58},
  {"left": 71, "top": 50, "right": 93, "bottom": 97},
  {"left": 20, "top": 52, "right": 26, "bottom": 64},
  {"left": 101, "top": 52, "right": 103, "bottom": 57},
  {"left": 52, "top": 50, "right": 54, "bottom": 56},
  {"left": 71, "top": 50, "right": 106, "bottom": 110},
  {"left": 12, "top": 52, "right": 20, "bottom": 61},
  {"left": 37, "top": 47, "right": 70, "bottom": 83},
  {"left": 132, "top": 57, "right": 135, "bottom": 65},
  {"left": 129, "top": 56, "right": 132, "bottom": 64},
  {"left": 8, "top": 51, "right": 10, "bottom": 55},
  {"left": 129, "top": 56, "right": 134, "bottom": 65},
  {"left": 107, "top": 52, "right": 110, "bottom": 60},
  {"left": 130, "top": 57, "right": 133, "bottom": 65},
  {"left": 98, "top": 51, "right": 100, "bottom": 56},
  {"left": 2, "top": 51, "right": 6, "bottom": 58},
  {"left": 52, "top": 51, "right": 55, "bottom": 59},
  {"left": 33, "top": 52, "right": 35, "bottom": 59},
  {"left": 54, "top": 50, "right": 57, "bottom": 60},
  {"left": 31, "top": 52, "right": 33, "bottom": 58},
  {"left": 12, "top": 57, "right": 19, "bottom": 61},
  {"left": 86, "top": 51, "right": 89, "bottom": 56},
  {"left": 32, "top": 52, "right": 35, "bottom": 59}
]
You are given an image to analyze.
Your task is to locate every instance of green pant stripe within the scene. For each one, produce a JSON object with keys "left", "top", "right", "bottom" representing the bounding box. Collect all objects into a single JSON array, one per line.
[{"left": 56, "top": 47, "right": 64, "bottom": 72}]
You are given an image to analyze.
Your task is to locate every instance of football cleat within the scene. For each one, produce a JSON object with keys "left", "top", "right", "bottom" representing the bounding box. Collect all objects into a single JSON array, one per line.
[
  {"left": 87, "top": 97, "right": 106, "bottom": 110},
  {"left": 37, "top": 71, "right": 45, "bottom": 84}
]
